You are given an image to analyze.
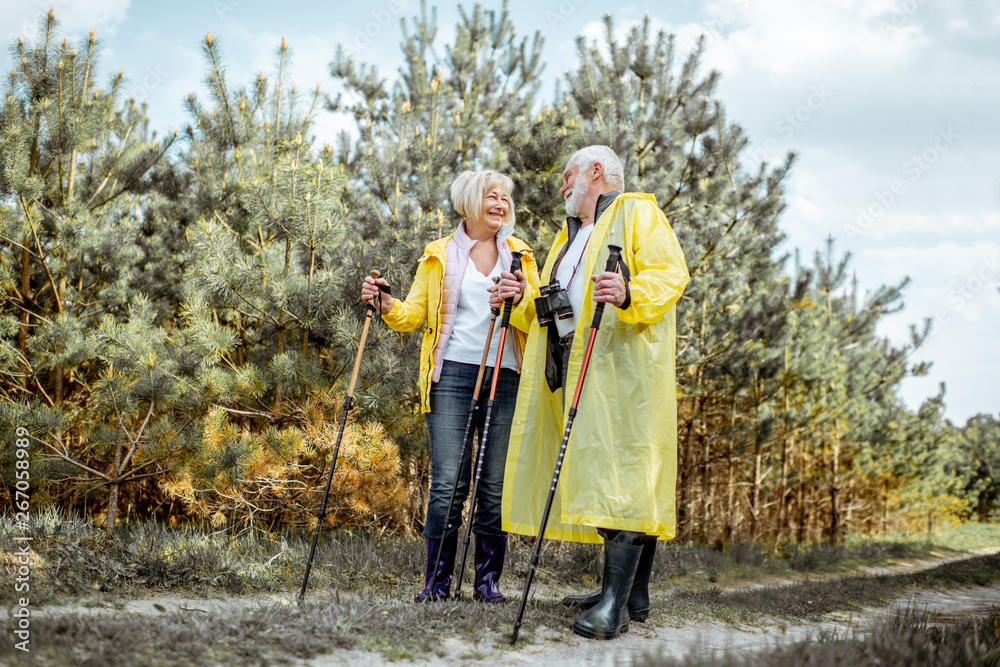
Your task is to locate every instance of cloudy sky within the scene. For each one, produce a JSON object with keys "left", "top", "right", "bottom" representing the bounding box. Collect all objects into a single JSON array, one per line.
[{"left": 3, "top": 0, "right": 997, "bottom": 422}]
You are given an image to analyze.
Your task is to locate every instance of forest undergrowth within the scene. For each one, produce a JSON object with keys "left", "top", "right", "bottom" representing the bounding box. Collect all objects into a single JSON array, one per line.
[{"left": 2, "top": 511, "right": 999, "bottom": 665}]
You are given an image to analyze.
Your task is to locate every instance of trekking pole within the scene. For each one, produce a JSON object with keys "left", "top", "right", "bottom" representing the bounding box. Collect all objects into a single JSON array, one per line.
[
  {"left": 298, "top": 270, "right": 389, "bottom": 604},
  {"left": 510, "top": 245, "right": 623, "bottom": 645},
  {"left": 425, "top": 286, "right": 501, "bottom": 600},
  {"left": 455, "top": 251, "right": 523, "bottom": 596}
]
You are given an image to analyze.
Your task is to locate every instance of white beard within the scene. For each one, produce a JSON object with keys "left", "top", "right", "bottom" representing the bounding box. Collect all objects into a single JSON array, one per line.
[{"left": 564, "top": 177, "right": 589, "bottom": 217}]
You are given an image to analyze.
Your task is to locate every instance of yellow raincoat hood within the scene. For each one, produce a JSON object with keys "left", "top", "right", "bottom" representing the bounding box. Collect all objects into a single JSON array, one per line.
[{"left": 502, "top": 194, "right": 689, "bottom": 543}]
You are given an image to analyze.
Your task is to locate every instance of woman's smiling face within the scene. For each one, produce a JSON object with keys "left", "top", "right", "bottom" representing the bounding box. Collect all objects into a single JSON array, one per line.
[{"left": 467, "top": 186, "right": 511, "bottom": 239}]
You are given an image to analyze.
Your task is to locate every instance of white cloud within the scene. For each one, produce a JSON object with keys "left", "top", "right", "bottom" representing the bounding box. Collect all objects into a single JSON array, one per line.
[
  {"left": 867, "top": 241, "right": 1000, "bottom": 418},
  {"left": 695, "top": 0, "right": 931, "bottom": 83},
  {"left": 3, "top": 0, "right": 131, "bottom": 43}
]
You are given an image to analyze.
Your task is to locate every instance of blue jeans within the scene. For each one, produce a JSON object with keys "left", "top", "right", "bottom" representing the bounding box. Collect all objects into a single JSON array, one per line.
[{"left": 424, "top": 360, "right": 519, "bottom": 538}]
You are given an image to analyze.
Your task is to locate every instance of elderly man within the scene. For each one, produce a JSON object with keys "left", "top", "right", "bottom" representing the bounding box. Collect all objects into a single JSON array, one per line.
[{"left": 500, "top": 145, "right": 689, "bottom": 639}]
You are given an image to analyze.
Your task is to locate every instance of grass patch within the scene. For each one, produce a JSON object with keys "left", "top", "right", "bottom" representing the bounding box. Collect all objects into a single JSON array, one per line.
[
  {"left": 0, "top": 600, "right": 357, "bottom": 666},
  {"left": 3, "top": 510, "right": 998, "bottom": 662},
  {"left": 0, "top": 509, "right": 282, "bottom": 604},
  {"left": 0, "top": 509, "right": 952, "bottom": 607},
  {"left": 676, "top": 551, "right": 1000, "bottom": 620},
  {"left": 927, "top": 522, "right": 1000, "bottom": 552},
  {"left": 636, "top": 608, "right": 1000, "bottom": 666},
  {"left": 0, "top": 594, "right": 580, "bottom": 665}
]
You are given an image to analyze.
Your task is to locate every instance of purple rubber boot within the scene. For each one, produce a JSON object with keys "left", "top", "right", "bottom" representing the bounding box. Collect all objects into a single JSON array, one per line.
[
  {"left": 415, "top": 536, "right": 457, "bottom": 602},
  {"left": 472, "top": 534, "right": 507, "bottom": 603}
]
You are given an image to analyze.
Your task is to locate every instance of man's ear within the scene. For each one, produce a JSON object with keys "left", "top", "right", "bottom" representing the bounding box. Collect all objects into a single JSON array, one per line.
[{"left": 590, "top": 160, "right": 604, "bottom": 183}]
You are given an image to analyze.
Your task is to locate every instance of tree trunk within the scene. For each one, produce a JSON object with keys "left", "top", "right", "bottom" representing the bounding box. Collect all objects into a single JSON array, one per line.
[
  {"left": 677, "top": 404, "right": 697, "bottom": 541},
  {"left": 54, "top": 275, "right": 66, "bottom": 402},
  {"left": 106, "top": 479, "right": 119, "bottom": 539},
  {"left": 829, "top": 436, "right": 841, "bottom": 545},
  {"left": 796, "top": 453, "right": 807, "bottom": 544},
  {"left": 750, "top": 444, "right": 762, "bottom": 542},
  {"left": 882, "top": 480, "right": 889, "bottom": 536},
  {"left": 777, "top": 357, "right": 790, "bottom": 539},
  {"left": 106, "top": 431, "right": 124, "bottom": 539},
  {"left": 726, "top": 437, "right": 735, "bottom": 542},
  {"left": 698, "top": 428, "right": 711, "bottom": 543},
  {"left": 274, "top": 314, "right": 285, "bottom": 411},
  {"left": 19, "top": 243, "right": 31, "bottom": 389}
]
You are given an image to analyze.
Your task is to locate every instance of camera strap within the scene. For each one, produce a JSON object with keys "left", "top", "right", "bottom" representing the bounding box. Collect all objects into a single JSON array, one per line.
[{"left": 553, "top": 224, "right": 592, "bottom": 292}]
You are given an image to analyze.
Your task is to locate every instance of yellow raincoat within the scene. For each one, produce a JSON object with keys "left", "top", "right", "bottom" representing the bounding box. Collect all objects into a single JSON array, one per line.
[
  {"left": 501, "top": 194, "right": 689, "bottom": 543},
  {"left": 382, "top": 234, "right": 540, "bottom": 414}
]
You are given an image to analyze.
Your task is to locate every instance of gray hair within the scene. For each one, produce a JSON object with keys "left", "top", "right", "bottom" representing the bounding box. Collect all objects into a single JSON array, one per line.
[
  {"left": 449, "top": 170, "right": 516, "bottom": 227},
  {"left": 568, "top": 145, "right": 625, "bottom": 191}
]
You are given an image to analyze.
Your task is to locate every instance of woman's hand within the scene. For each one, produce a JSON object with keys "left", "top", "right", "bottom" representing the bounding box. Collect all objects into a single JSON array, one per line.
[
  {"left": 362, "top": 274, "right": 394, "bottom": 315},
  {"left": 488, "top": 270, "right": 526, "bottom": 310}
]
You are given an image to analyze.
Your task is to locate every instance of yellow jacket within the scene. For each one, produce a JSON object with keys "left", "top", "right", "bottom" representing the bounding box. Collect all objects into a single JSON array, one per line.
[
  {"left": 382, "top": 233, "right": 541, "bottom": 413},
  {"left": 502, "top": 194, "right": 690, "bottom": 543}
]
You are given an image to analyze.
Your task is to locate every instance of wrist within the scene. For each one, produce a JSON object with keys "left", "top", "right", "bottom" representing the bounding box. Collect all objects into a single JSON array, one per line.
[{"left": 616, "top": 282, "right": 631, "bottom": 310}]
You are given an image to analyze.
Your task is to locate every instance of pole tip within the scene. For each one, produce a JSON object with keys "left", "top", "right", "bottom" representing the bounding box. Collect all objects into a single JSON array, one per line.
[{"left": 370, "top": 270, "right": 381, "bottom": 279}]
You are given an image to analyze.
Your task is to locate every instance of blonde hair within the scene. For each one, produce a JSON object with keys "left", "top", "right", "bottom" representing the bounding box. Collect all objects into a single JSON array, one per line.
[
  {"left": 568, "top": 145, "right": 625, "bottom": 191},
  {"left": 450, "top": 170, "right": 516, "bottom": 227}
]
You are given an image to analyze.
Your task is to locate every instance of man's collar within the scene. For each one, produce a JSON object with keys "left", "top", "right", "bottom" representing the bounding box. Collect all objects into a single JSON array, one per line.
[{"left": 565, "top": 191, "right": 622, "bottom": 243}]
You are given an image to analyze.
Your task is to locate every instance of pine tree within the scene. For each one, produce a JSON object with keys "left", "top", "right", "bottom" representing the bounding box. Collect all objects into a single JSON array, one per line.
[
  {"left": 1, "top": 7, "right": 968, "bottom": 540},
  {"left": 0, "top": 11, "right": 174, "bottom": 406},
  {"left": 327, "top": 0, "right": 544, "bottom": 473},
  {"left": 946, "top": 413, "right": 1000, "bottom": 522},
  {"left": 182, "top": 34, "right": 356, "bottom": 411},
  {"left": 0, "top": 13, "right": 187, "bottom": 536}
]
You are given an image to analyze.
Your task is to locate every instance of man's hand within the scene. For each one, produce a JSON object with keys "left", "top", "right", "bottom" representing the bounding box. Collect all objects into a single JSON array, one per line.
[
  {"left": 591, "top": 271, "right": 626, "bottom": 307},
  {"left": 488, "top": 270, "right": 526, "bottom": 310},
  {"left": 361, "top": 275, "right": 394, "bottom": 315}
]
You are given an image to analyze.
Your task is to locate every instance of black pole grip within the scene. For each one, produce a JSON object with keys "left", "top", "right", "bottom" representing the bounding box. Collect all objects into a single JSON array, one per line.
[
  {"left": 604, "top": 244, "right": 622, "bottom": 274},
  {"left": 591, "top": 244, "right": 623, "bottom": 329},
  {"left": 500, "top": 251, "right": 523, "bottom": 329},
  {"left": 366, "top": 271, "right": 392, "bottom": 312}
]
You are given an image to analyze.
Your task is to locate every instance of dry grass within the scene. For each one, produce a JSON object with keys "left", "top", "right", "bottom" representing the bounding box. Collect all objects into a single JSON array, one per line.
[
  {"left": 2, "top": 510, "right": 996, "bottom": 664},
  {"left": 635, "top": 609, "right": 1000, "bottom": 667}
]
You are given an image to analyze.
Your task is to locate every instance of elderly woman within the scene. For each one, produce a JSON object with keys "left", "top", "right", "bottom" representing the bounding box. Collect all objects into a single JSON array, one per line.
[{"left": 362, "top": 170, "right": 539, "bottom": 603}]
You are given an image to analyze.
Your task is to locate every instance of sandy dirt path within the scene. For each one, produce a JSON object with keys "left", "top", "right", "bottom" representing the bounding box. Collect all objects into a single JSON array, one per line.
[
  {"left": 25, "top": 548, "right": 1000, "bottom": 666},
  {"left": 301, "top": 548, "right": 1000, "bottom": 666}
]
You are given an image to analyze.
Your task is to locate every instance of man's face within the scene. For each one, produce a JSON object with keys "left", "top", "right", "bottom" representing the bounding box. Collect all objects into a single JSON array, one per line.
[{"left": 560, "top": 161, "right": 588, "bottom": 217}]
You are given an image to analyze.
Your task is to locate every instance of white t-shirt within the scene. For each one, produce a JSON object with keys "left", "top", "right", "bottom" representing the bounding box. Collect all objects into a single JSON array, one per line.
[
  {"left": 442, "top": 255, "right": 519, "bottom": 370},
  {"left": 553, "top": 224, "right": 595, "bottom": 338}
]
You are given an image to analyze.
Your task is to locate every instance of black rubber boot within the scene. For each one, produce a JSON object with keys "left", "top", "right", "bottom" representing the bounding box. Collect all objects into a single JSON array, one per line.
[
  {"left": 563, "top": 535, "right": 656, "bottom": 622},
  {"left": 571, "top": 538, "right": 641, "bottom": 640},
  {"left": 627, "top": 535, "right": 657, "bottom": 622}
]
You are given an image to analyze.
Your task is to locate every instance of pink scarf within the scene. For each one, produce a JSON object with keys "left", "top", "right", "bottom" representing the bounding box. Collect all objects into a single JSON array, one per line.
[{"left": 431, "top": 221, "right": 513, "bottom": 381}]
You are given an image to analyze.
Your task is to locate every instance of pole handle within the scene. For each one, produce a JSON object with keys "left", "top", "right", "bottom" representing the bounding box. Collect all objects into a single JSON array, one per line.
[
  {"left": 590, "top": 245, "right": 623, "bottom": 329},
  {"left": 366, "top": 269, "right": 392, "bottom": 313},
  {"left": 499, "top": 251, "right": 523, "bottom": 329}
]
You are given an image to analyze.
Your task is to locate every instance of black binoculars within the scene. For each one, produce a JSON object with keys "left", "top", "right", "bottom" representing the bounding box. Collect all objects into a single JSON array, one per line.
[{"left": 535, "top": 280, "right": 573, "bottom": 327}]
